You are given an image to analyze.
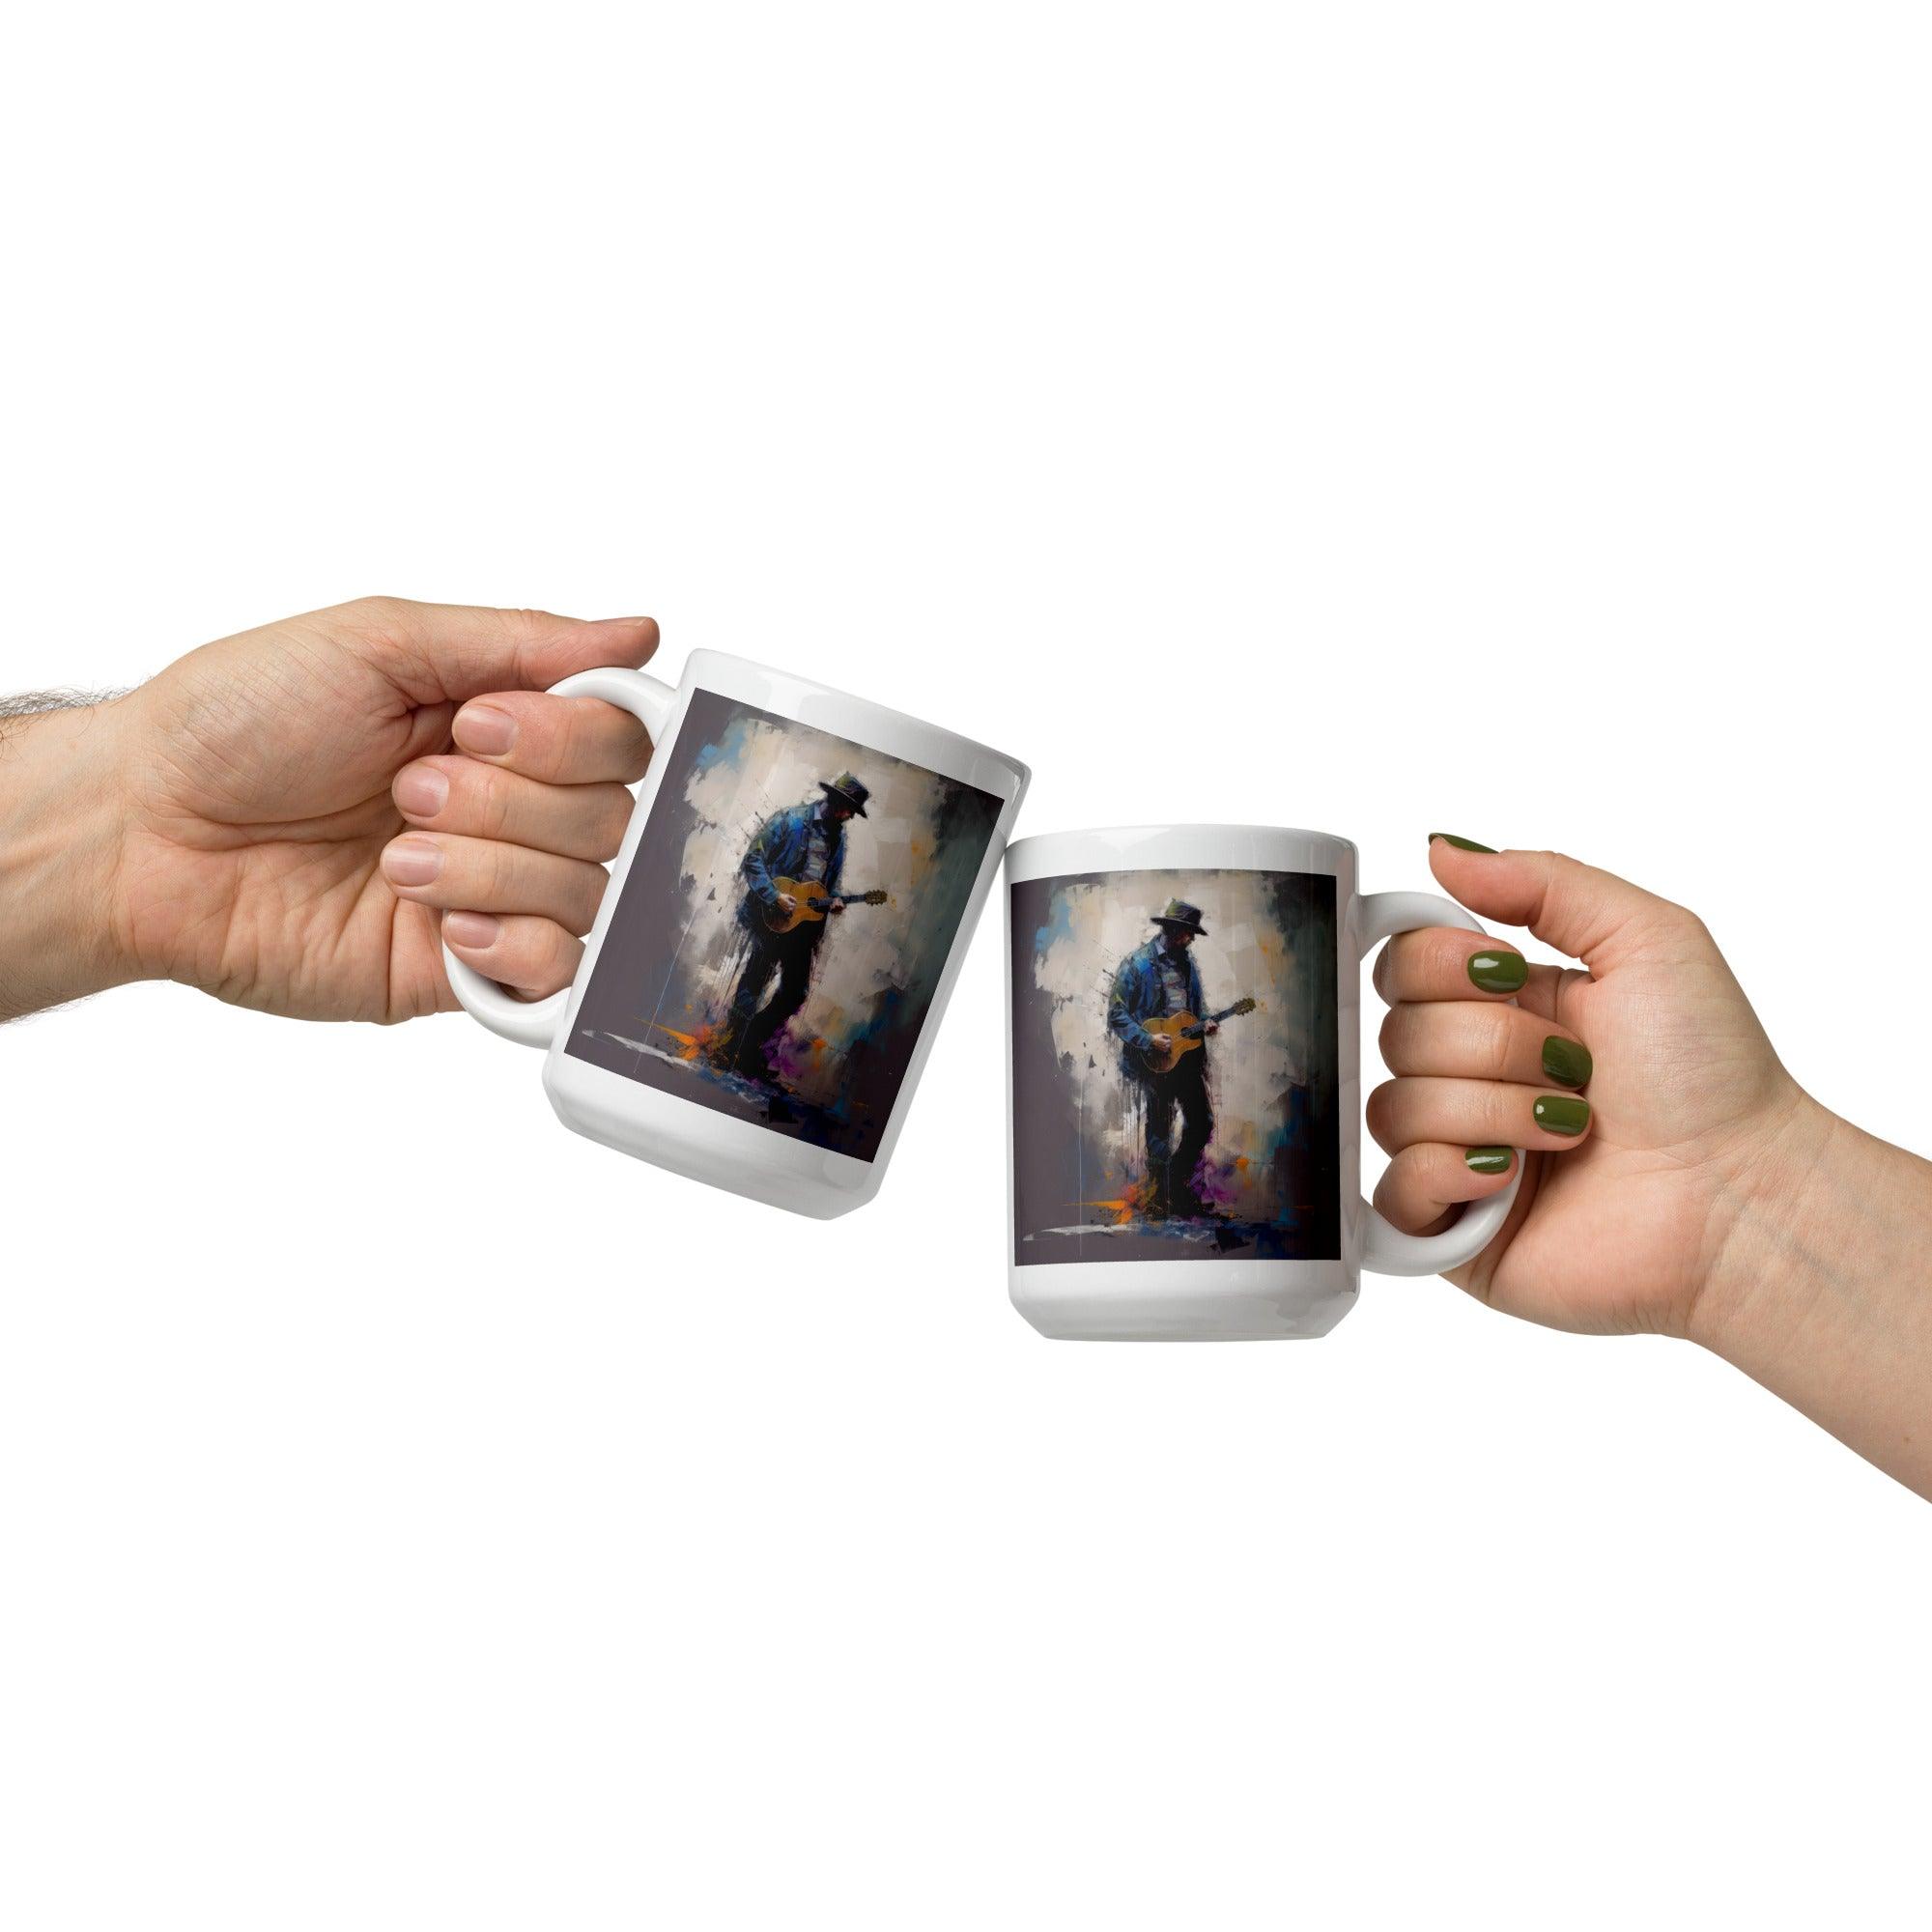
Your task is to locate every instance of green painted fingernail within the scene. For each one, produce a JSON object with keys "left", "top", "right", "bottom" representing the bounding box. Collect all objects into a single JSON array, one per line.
[
  {"left": 1464, "top": 1146, "right": 1514, "bottom": 1175},
  {"left": 1430, "top": 833, "right": 1496, "bottom": 853},
  {"left": 1467, "top": 949, "right": 1527, "bottom": 993},
  {"left": 1541, "top": 1036, "right": 1593, "bottom": 1089},
  {"left": 1533, "top": 1094, "right": 1590, "bottom": 1137}
]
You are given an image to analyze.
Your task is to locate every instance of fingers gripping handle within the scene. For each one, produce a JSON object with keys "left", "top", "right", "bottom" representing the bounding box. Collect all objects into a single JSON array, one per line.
[
  {"left": 1354, "top": 890, "right": 1522, "bottom": 1276},
  {"left": 441, "top": 667, "right": 678, "bottom": 1048}
]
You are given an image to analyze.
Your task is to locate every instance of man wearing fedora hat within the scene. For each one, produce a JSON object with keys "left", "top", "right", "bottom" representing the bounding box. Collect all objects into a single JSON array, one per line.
[
  {"left": 717, "top": 770, "right": 871, "bottom": 1077},
  {"left": 1108, "top": 898, "right": 1220, "bottom": 1219}
]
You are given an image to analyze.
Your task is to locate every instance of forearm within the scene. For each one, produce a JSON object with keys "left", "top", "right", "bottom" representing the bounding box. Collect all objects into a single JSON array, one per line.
[
  {"left": 0, "top": 696, "right": 135, "bottom": 1022},
  {"left": 1696, "top": 1099, "right": 1932, "bottom": 1498}
]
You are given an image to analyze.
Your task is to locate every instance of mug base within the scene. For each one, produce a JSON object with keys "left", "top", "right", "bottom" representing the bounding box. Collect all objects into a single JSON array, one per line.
[
  {"left": 544, "top": 1052, "right": 884, "bottom": 1220},
  {"left": 1009, "top": 1267, "right": 1358, "bottom": 1342}
]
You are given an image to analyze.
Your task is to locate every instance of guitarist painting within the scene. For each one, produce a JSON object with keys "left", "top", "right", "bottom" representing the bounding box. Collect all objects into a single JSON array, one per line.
[
  {"left": 717, "top": 770, "right": 873, "bottom": 1078},
  {"left": 1108, "top": 897, "right": 1235, "bottom": 1220},
  {"left": 567, "top": 688, "right": 1005, "bottom": 1161}
]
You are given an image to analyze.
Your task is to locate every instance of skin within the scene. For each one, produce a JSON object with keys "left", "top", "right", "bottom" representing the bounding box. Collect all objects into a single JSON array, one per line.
[
  {"left": 2, "top": 617, "right": 1928, "bottom": 1495},
  {"left": 0, "top": 597, "right": 658, "bottom": 1024},
  {"left": 1373, "top": 840, "right": 1932, "bottom": 1498}
]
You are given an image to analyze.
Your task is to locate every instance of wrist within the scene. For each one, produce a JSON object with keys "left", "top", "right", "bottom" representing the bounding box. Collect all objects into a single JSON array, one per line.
[
  {"left": 0, "top": 697, "right": 139, "bottom": 1021},
  {"left": 1688, "top": 1092, "right": 1855, "bottom": 1361}
]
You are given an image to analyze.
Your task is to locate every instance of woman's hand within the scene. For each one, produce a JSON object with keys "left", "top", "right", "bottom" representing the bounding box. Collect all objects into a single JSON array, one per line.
[
  {"left": 1371, "top": 839, "right": 1821, "bottom": 1342},
  {"left": 0, "top": 597, "right": 656, "bottom": 1024}
]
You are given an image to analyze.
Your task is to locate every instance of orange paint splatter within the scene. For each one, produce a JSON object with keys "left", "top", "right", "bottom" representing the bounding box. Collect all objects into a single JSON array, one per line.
[
  {"left": 653, "top": 1021, "right": 717, "bottom": 1062},
  {"left": 1078, "top": 1177, "right": 1159, "bottom": 1225}
]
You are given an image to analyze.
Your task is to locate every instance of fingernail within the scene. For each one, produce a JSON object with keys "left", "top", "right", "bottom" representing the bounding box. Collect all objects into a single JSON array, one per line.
[
  {"left": 1467, "top": 949, "right": 1527, "bottom": 993},
  {"left": 1430, "top": 833, "right": 1497, "bottom": 853},
  {"left": 382, "top": 837, "right": 443, "bottom": 887},
  {"left": 1464, "top": 1147, "right": 1515, "bottom": 1175},
  {"left": 393, "top": 764, "right": 449, "bottom": 817},
  {"left": 455, "top": 702, "right": 517, "bottom": 755},
  {"left": 443, "top": 911, "right": 500, "bottom": 949},
  {"left": 1533, "top": 1094, "right": 1591, "bottom": 1137},
  {"left": 1541, "top": 1036, "right": 1593, "bottom": 1089}
]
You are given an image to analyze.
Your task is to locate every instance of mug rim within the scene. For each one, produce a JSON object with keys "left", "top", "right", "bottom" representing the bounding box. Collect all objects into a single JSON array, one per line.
[
  {"left": 676, "top": 647, "right": 1030, "bottom": 800},
  {"left": 1006, "top": 824, "right": 1359, "bottom": 879}
]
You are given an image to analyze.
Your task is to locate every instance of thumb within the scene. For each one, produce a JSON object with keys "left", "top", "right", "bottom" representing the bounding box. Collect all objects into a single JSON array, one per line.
[
  {"left": 344, "top": 596, "right": 661, "bottom": 705},
  {"left": 1426, "top": 837, "right": 1707, "bottom": 972}
]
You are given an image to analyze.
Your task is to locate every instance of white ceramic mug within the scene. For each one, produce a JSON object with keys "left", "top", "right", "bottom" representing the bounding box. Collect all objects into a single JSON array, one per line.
[
  {"left": 447, "top": 650, "right": 1028, "bottom": 1218},
  {"left": 1004, "top": 826, "right": 1520, "bottom": 1339}
]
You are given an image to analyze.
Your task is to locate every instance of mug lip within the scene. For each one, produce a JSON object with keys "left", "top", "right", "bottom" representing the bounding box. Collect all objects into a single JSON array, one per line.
[
  {"left": 675, "top": 647, "right": 1030, "bottom": 799},
  {"left": 1006, "top": 823, "right": 1359, "bottom": 880}
]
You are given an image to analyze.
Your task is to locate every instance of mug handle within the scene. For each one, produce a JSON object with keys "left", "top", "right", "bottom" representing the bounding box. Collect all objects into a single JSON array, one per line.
[
  {"left": 441, "top": 665, "right": 680, "bottom": 1048},
  {"left": 1352, "top": 891, "right": 1523, "bottom": 1276}
]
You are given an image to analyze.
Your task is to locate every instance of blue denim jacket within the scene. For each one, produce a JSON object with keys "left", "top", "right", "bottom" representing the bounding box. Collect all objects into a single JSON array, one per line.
[
  {"left": 739, "top": 802, "right": 845, "bottom": 929},
  {"left": 1108, "top": 937, "right": 1204, "bottom": 1068}
]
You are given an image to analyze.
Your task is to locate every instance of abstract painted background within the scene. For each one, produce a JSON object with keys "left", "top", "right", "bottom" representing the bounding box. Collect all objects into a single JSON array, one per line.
[
  {"left": 1009, "top": 867, "right": 1340, "bottom": 1264},
  {"left": 569, "top": 690, "right": 1003, "bottom": 1161}
]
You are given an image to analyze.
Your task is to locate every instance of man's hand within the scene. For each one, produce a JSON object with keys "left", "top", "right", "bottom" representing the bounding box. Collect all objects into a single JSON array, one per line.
[
  {"left": 828, "top": 897, "right": 846, "bottom": 915},
  {"left": 0, "top": 597, "right": 657, "bottom": 1024},
  {"left": 776, "top": 893, "right": 799, "bottom": 919},
  {"left": 1203, "top": 1020, "right": 1219, "bottom": 1036}
]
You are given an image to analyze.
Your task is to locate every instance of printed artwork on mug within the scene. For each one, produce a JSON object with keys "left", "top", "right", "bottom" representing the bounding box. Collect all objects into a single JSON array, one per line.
[
  {"left": 568, "top": 690, "right": 1005, "bottom": 1161},
  {"left": 1009, "top": 868, "right": 1340, "bottom": 1263}
]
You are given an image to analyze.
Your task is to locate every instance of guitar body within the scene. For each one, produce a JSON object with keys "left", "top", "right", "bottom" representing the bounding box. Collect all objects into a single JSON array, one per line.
[
  {"left": 762, "top": 878, "right": 890, "bottom": 935},
  {"left": 1141, "top": 1012, "right": 1209, "bottom": 1066},
  {"left": 1132, "top": 997, "right": 1258, "bottom": 1073}
]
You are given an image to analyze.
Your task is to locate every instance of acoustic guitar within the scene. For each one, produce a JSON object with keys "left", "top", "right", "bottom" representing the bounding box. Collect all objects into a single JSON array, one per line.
[
  {"left": 1135, "top": 996, "right": 1259, "bottom": 1071},
  {"left": 762, "top": 878, "right": 890, "bottom": 934}
]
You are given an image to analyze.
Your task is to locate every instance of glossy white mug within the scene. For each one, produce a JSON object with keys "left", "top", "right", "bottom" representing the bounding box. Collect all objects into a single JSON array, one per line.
[
  {"left": 448, "top": 650, "right": 1028, "bottom": 1218},
  {"left": 1004, "top": 826, "right": 1520, "bottom": 1339}
]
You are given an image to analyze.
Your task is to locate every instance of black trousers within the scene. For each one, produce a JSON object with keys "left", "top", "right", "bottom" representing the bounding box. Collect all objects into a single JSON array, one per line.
[
  {"left": 1138, "top": 1051, "right": 1213, "bottom": 1210},
  {"left": 722, "top": 925, "right": 818, "bottom": 1074}
]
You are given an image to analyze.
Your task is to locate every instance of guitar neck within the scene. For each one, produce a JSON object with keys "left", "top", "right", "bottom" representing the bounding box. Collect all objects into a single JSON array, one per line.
[{"left": 1178, "top": 1004, "right": 1248, "bottom": 1038}]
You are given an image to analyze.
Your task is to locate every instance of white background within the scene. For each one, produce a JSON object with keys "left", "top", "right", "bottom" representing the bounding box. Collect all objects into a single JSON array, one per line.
[{"left": 3, "top": 5, "right": 1928, "bottom": 1926}]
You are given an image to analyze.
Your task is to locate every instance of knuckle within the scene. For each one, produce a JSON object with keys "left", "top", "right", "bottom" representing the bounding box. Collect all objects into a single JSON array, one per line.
[
  {"left": 536, "top": 914, "right": 573, "bottom": 964},
  {"left": 519, "top": 930, "right": 580, "bottom": 998},
  {"left": 483, "top": 838, "right": 519, "bottom": 903},
  {"left": 1378, "top": 1004, "right": 1417, "bottom": 1070},
  {"left": 494, "top": 692, "right": 547, "bottom": 764},
  {"left": 1365, "top": 1079, "right": 1400, "bottom": 1143},
  {"left": 1374, "top": 1150, "right": 1437, "bottom": 1233},
  {"left": 542, "top": 926, "right": 582, "bottom": 991},
  {"left": 550, "top": 700, "right": 587, "bottom": 776},
  {"left": 1479, "top": 1009, "right": 1516, "bottom": 1080},
  {"left": 1435, "top": 928, "right": 1478, "bottom": 977},
  {"left": 1377, "top": 1007, "right": 1402, "bottom": 1065},
  {"left": 475, "top": 765, "right": 516, "bottom": 840},
  {"left": 574, "top": 867, "right": 609, "bottom": 931},
  {"left": 618, "top": 719, "right": 653, "bottom": 780},
  {"left": 595, "top": 786, "right": 634, "bottom": 857}
]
